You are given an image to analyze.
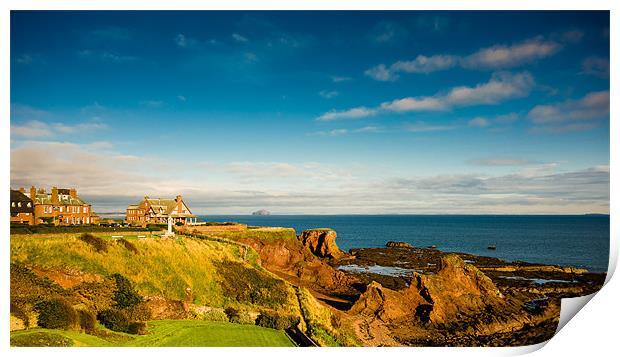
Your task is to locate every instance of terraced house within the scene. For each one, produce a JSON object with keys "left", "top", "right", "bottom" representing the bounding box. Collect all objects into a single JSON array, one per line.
[
  {"left": 126, "top": 195, "right": 197, "bottom": 225},
  {"left": 27, "top": 186, "right": 96, "bottom": 225}
]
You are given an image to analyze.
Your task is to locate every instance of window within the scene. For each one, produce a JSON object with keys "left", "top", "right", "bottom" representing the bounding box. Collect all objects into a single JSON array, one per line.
[
  {"left": 60, "top": 206, "right": 64, "bottom": 212},
  {"left": 18, "top": 202, "right": 22, "bottom": 207},
  {"left": 11, "top": 202, "right": 15, "bottom": 207},
  {"left": 27, "top": 202, "right": 31, "bottom": 207}
]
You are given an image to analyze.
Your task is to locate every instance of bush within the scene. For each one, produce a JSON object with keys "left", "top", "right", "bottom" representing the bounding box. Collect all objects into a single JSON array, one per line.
[
  {"left": 126, "top": 321, "right": 147, "bottom": 335},
  {"left": 118, "top": 239, "right": 139, "bottom": 254},
  {"left": 126, "top": 302, "right": 152, "bottom": 322},
  {"left": 201, "top": 309, "right": 229, "bottom": 322},
  {"left": 71, "top": 279, "right": 116, "bottom": 313},
  {"left": 34, "top": 298, "right": 78, "bottom": 330},
  {"left": 78, "top": 233, "right": 108, "bottom": 253},
  {"left": 98, "top": 308, "right": 130, "bottom": 332},
  {"left": 255, "top": 311, "right": 299, "bottom": 330},
  {"left": 77, "top": 309, "right": 97, "bottom": 332},
  {"left": 111, "top": 273, "right": 142, "bottom": 309},
  {"left": 224, "top": 307, "right": 239, "bottom": 322}
]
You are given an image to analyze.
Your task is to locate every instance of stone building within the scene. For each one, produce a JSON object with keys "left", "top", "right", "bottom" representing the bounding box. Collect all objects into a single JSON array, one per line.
[
  {"left": 10, "top": 189, "right": 35, "bottom": 225},
  {"left": 126, "top": 195, "right": 197, "bottom": 225},
  {"left": 27, "top": 186, "right": 96, "bottom": 225}
]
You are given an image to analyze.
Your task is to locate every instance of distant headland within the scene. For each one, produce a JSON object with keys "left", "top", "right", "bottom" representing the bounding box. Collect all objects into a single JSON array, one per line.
[{"left": 252, "top": 209, "right": 271, "bottom": 216}]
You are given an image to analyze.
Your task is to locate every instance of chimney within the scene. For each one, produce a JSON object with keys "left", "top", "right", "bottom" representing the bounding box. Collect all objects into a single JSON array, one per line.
[
  {"left": 19, "top": 187, "right": 25, "bottom": 193},
  {"left": 176, "top": 195, "right": 182, "bottom": 202},
  {"left": 51, "top": 187, "right": 59, "bottom": 205},
  {"left": 30, "top": 186, "right": 36, "bottom": 200},
  {"left": 69, "top": 188, "right": 77, "bottom": 199}
]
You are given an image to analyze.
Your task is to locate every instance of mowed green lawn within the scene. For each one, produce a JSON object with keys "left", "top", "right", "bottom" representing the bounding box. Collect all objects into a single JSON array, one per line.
[{"left": 11, "top": 320, "right": 297, "bottom": 347}]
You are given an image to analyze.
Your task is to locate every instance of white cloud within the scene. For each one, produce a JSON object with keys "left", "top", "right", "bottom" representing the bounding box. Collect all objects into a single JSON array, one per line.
[
  {"left": 11, "top": 120, "right": 108, "bottom": 138},
  {"left": 316, "top": 107, "right": 377, "bottom": 121},
  {"left": 364, "top": 64, "right": 395, "bottom": 81},
  {"left": 365, "top": 36, "right": 565, "bottom": 81},
  {"left": 232, "top": 33, "right": 249, "bottom": 43},
  {"left": 11, "top": 121, "right": 52, "bottom": 137},
  {"left": 177, "top": 95, "right": 187, "bottom": 102},
  {"left": 461, "top": 38, "right": 561, "bottom": 70},
  {"left": 528, "top": 91, "right": 610, "bottom": 124},
  {"left": 380, "top": 97, "right": 446, "bottom": 112},
  {"left": 325, "top": 71, "right": 533, "bottom": 120},
  {"left": 15, "top": 54, "right": 34, "bottom": 65},
  {"left": 319, "top": 90, "right": 339, "bottom": 99},
  {"left": 78, "top": 49, "right": 139, "bottom": 64}
]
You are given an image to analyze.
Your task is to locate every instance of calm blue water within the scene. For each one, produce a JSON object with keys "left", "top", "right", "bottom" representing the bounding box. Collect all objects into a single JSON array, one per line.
[{"left": 199, "top": 215, "right": 610, "bottom": 273}]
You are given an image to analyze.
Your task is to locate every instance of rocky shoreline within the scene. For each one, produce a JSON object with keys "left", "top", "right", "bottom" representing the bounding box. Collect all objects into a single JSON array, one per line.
[{"left": 324, "top": 242, "right": 605, "bottom": 346}]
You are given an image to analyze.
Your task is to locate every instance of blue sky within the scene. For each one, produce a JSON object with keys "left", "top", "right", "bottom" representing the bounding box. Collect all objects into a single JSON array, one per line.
[{"left": 10, "top": 11, "right": 610, "bottom": 214}]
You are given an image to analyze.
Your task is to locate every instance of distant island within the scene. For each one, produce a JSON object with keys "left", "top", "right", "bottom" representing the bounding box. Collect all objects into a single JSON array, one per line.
[{"left": 252, "top": 209, "right": 271, "bottom": 216}]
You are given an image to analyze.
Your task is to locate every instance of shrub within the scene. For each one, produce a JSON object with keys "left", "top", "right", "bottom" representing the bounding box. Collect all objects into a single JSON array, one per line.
[
  {"left": 98, "top": 308, "right": 130, "bottom": 332},
  {"left": 78, "top": 233, "right": 108, "bottom": 253},
  {"left": 77, "top": 309, "right": 97, "bottom": 332},
  {"left": 255, "top": 311, "right": 299, "bottom": 330},
  {"left": 34, "top": 298, "right": 78, "bottom": 330},
  {"left": 118, "top": 239, "right": 139, "bottom": 254},
  {"left": 71, "top": 279, "right": 116, "bottom": 313},
  {"left": 201, "top": 309, "right": 228, "bottom": 322},
  {"left": 126, "top": 302, "right": 152, "bottom": 322},
  {"left": 126, "top": 321, "right": 148, "bottom": 335},
  {"left": 111, "top": 273, "right": 142, "bottom": 309},
  {"left": 224, "top": 307, "right": 239, "bottom": 322},
  {"left": 10, "top": 332, "right": 74, "bottom": 347}
]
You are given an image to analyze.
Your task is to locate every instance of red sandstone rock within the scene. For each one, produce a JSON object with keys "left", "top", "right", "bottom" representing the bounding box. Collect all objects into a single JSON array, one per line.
[{"left": 298, "top": 229, "right": 345, "bottom": 259}]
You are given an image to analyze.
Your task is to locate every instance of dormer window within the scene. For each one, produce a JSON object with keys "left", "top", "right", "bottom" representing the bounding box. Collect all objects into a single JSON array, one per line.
[
  {"left": 17, "top": 202, "right": 22, "bottom": 207},
  {"left": 11, "top": 202, "right": 15, "bottom": 207},
  {"left": 27, "top": 202, "right": 31, "bottom": 207}
]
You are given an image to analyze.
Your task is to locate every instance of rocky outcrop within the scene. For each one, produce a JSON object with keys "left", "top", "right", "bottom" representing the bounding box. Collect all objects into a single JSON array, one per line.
[
  {"left": 407, "top": 254, "right": 504, "bottom": 325},
  {"left": 351, "top": 255, "right": 506, "bottom": 325},
  {"left": 386, "top": 241, "right": 414, "bottom": 248},
  {"left": 299, "top": 229, "right": 345, "bottom": 259},
  {"left": 236, "top": 231, "right": 355, "bottom": 293}
]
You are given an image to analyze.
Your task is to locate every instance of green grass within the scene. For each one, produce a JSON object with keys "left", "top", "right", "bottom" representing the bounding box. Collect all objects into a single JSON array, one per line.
[{"left": 11, "top": 320, "right": 296, "bottom": 347}]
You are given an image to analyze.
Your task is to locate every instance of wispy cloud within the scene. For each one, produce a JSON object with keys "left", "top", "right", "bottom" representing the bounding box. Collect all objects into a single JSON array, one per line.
[
  {"left": 322, "top": 72, "right": 534, "bottom": 120},
  {"left": 317, "top": 107, "right": 377, "bottom": 122},
  {"left": 78, "top": 49, "right": 139, "bottom": 64},
  {"left": 365, "top": 35, "right": 571, "bottom": 81},
  {"left": 318, "top": 90, "right": 339, "bottom": 99},
  {"left": 468, "top": 112, "right": 519, "bottom": 128},
  {"left": 468, "top": 157, "right": 533, "bottom": 166},
  {"left": 367, "top": 21, "right": 408, "bottom": 44},
  {"left": 404, "top": 121, "right": 457, "bottom": 133},
  {"left": 331, "top": 76, "right": 352, "bottom": 83},
  {"left": 365, "top": 55, "right": 458, "bottom": 81},
  {"left": 460, "top": 38, "right": 561, "bottom": 70},
  {"left": 581, "top": 57, "right": 610, "bottom": 78},
  {"left": 528, "top": 91, "right": 609, "bottom": 124},
  {"left": 232, "top": 33, "right": 249, "bottom": 43},
  {"left": 11, "top": 120, "right": 108, "bottom": 138}
]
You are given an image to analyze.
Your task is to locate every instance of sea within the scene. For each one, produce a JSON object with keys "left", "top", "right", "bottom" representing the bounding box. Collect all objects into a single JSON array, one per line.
[{"left": 198, "top": 215, "right": 610, "bottom": 273}]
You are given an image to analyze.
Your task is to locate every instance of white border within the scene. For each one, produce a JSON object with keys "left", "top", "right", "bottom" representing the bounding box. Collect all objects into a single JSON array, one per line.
[{"left": 2, "top": 1, "right": 616, "bottom": 357}]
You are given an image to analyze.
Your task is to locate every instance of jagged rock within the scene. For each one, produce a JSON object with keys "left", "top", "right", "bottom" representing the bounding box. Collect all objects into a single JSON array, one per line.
[
  {"left": 386, "top": 241, "right": 414, "bottom": 248},
  {"left": 350, "top": 255, "right": 506, "bottom": 326},
  {"left": 406, "top": 254, "right": 504, "bottom": 325},
  {"left": 299, "top": 229, "right": 345, "bottom": 259}
]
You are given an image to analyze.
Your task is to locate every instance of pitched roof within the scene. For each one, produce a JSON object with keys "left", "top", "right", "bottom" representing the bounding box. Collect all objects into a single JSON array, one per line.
[
  {"left": 10, "top": 190, "right": 34, "bottom": 214},
  {"left": 32, "top": 191, "right": 88, "bottom": 206}
]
